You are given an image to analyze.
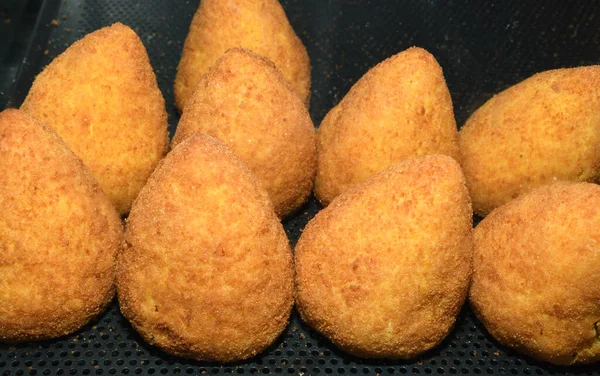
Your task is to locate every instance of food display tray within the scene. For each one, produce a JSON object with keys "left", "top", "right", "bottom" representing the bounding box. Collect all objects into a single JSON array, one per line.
[{"left": 1, "top": 1, "right": 599, "bottom": 375}]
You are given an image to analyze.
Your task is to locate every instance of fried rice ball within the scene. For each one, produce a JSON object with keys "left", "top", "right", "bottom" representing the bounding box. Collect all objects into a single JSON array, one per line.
[
  {"left": 172, "top": 48, "right": 316, "bottom": 218},
  {"left": 470, "top": 182, "right": 600, "bottom": 365},
  {"left": 21, "top": 22, "right": 169, "bottom": 215},
  {"left": 459, "top": 66, "right": 600, "bottom": 216},
  {"left": 314, "top": 47, "right": 459, "bottom": 206},
  {"left": 0, "top": 109, "right": 123, "bottom": 342},
  {"left": 174, "top": 0, "right": 310, "bottom": 111},
  {"left": 296, "top": 155, "right": 473, "bottom": 358},
  {"left": 117, "top": 133, "right": 294, "bottom": 362}
]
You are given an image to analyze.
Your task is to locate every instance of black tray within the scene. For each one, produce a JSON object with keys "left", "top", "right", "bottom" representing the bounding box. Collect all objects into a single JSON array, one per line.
[
  {"left": 1, "top": 1, "right": 599, "bottom": 375},
  {"left": 0, "top": 0, "right": 46, "bottom": 109}
]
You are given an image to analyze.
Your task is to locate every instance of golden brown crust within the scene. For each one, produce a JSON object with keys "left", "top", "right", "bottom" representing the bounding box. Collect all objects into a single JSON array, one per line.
[
  {"left": 458, "top": 66, "right": 600, "bottom": 216},
  {"left": 0, "top": 109, "right": 123, "bottom": 342},
  {"left": 314, "top": 47, "right": 459, "bottom": 206},
  {"left": 296, "top": 155, "right": 472, "bottom": 358},
  {"left": 470, "top": 182, "right": 600, "bottom": 365},
  {"left": 117, "top": 133, "right": 294, "bottom": 362},
  {"left": 173, "top": 48, "right": 316, "bottom": 218},
  {"left": 21, "top": 22, "right": 169, "bottom": 215},
  {"left": 174, "top": 0, "right": 310, "bottom": 111}
]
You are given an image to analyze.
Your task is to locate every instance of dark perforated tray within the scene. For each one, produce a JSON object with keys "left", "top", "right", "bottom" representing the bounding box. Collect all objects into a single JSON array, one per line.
[{"left": 1, "top": 1, "right": 600, "bottom": 375}]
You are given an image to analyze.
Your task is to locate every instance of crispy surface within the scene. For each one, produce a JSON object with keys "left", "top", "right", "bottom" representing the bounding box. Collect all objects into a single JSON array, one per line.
[
  {"left": 470, "top": 182, "right": 600, "bottom": 365},
  {"left": 21, "top": 22, "right": 169, "bottom": 215},
  {"left": 172, "top": 48, "right": 316, "bottom": 218},
  {"left": 296, "top": 155, "right": 473, "bottom": 358},
  {"left": 0, "top": 109, "right": 123, "bottom": 342},
  {"left": 458, "top": 66, "right": 600, "bottom": 216},
  {"left": 314, "top": 47, "right": 459, "bottom": 206},
  {"left": 117, "top": 134, "right": 294, "bottom": 362},
  {"left": 174, "top": 0, "right": 310, "bottom": 111}
]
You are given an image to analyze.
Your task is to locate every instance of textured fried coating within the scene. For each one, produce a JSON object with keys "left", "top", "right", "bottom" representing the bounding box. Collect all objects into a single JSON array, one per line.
[
  {"left": 314, "top": 47, "right": 459, "bottom": 206},
  {"left": 0, "top": 109, "right": 123, "bottom": 342},
  {"left": 172, "top": 48, "right": 316, "bottom": 218},
  {"left": 296, "top": 155, "right": 473, "bottom": 358},
  {"left": 21, "top": 22, "right": 169, "bottom": 215},
  {"left": 174, "top": 0, "right": 310, "bottom": 111},
  {"left": 459, "top": 66, "right": 600, "bottom": 216},
  {"left": 117, "top": 134, "right": 294, "bottom": 362},
  {"left": 470, "top": 182, "right": 600, "bottom": 365}
]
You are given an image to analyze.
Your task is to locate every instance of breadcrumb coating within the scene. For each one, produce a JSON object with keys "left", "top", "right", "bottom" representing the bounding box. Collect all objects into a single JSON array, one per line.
[
  {"left": 175, "top": 0, "right": 310, "bottom": 111},
  {"left": 315, "top": 47, "right": 459, "bottom": 206},
  {"left": 459, "top": 66, "right": 600, "bottom": 216},
  {"left": 296, "top": 155, "right": 472, "bottom": 358},
  {"left": 0, "top": 109, "right": 123, "bottom": 342},
  {"left": 21, "top": 22, "right": 169, "bottom": 215},
  {"left": 117, "top": 134, "right": 294, "bottom": 362},
  {"left": 470, "top": 182, "right": 600, "bottom": 365},
  {"left": 173, "top": 48, "right": 316, "bottom": 218}
]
